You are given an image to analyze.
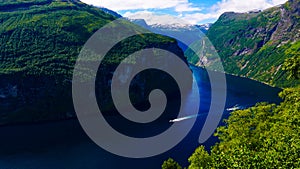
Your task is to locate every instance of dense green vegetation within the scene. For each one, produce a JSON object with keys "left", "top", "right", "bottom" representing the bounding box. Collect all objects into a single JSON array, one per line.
[
  {"left": 0, "top": 0, "right": 182, "bottom": 77},
  {"left": 163, "top": 86, "right": 300, "bottom": 168},
  {"left": 162, "top": 158, "right": 182, "bottom": 169},
  {"left": 0, "top": 0, "right": 116, "bottom": 76},
  {"left": 188, "top": 0, "right": 300, "bottom": 88},
  {"left": 283, "top": 54, "right": 300, "bottom": 80},
  {"left": 0, "top": 0, "right": 118, "bottom": 124},
  {"left": 0, "top": 0, "right": 186, "bottom": 124}
]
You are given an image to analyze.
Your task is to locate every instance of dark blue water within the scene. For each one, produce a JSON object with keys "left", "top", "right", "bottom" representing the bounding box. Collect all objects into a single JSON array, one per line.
[{"left": 0, "top": 66, "right": 281, "bottom": 169}]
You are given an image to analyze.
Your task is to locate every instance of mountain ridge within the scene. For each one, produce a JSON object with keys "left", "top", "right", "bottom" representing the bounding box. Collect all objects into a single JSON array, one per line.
[
  {"left": 201, "top": 0, "right": 299, "bottom": 88},
  {"left": 0, "top": 0, "right": 187, "bottom": 125}
]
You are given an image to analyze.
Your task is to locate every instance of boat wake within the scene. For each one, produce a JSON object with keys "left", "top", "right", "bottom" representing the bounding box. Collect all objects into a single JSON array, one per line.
[
  {"left": 169, "top": 114, "right": 204, "bottom": 123},
  {"left": 169, "top": 104, "right": 248, "bottom": 123}
]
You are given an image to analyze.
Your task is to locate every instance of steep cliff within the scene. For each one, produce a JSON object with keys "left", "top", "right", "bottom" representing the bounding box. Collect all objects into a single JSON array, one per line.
[
  {"left": 205, "top": 0, "right": 299, "bottom": 87},
  {"left": 0, "top": 0, "right": 187, "bottom": 124}
]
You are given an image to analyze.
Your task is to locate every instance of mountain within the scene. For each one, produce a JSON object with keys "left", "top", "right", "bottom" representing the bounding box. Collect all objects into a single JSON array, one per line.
[
  {"left": 0, "top": 0, "right": 187, "bottom": 125},
  {"left": 98, "top": 7, "right": 122, "bottom": 18},
  {"left": 150, "top": 23, "right": 211, "bottom": 34},
  {"left": 129, "top": 17, "right": 211, "bottom": 34},
  {"left": 149, "top": 23, "right": 210, "bottom": 52},
  {"left": 191, "top": 0, "right": 299, "bottom": 88},
  {"left": 196, "top": 23, "right": 212, "bottom": 33},
  {"left": 129, "top": 19, "right": 211, "bottom": 53}
]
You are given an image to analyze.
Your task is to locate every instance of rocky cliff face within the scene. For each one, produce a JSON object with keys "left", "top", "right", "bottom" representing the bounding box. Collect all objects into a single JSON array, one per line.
[
  {"left": 0, "top": 0, "right": 188, "bottom": 125},
  {"left": 204, "top": 0, "right": 299, "bottom": 87}
]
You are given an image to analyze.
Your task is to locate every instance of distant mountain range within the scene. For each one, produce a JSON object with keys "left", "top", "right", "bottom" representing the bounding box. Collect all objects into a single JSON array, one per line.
[
  {"left": 128, "top": 18, "right": 212, "bottom": 53},
  {"left": 128, "top": 18, "right": 212, "bottom": 33}
]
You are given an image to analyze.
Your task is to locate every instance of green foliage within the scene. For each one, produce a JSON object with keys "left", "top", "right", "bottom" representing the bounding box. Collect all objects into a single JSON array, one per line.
[
  {"left": 210, "top": 87, "right": 300, "bottom": 168},
  {"left": 163, "top": 87, "right": 300, "bottom": 168},
  {"left": 162, "top": 158, "right": 182, "bottom": 169},
  {"left": 188, "top": 146, "right": 212, "bottom": 169},
  {"left": 283, "top": 55, "right": 300, "bottom": 80},
  {"left": 0, "top": 0, "right": 181, "bottom": 79},
  {"left": 0, "top": 0, "right": 115, "bottom": 78}
]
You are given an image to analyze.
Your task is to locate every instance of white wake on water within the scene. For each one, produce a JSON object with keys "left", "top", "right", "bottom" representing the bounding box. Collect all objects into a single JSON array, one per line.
[
  {"left": 169, "top": 104, "right": 249, "bottom": 123},
  {"left": 169, "top": 114, "right": 205, "bottom": 123}
]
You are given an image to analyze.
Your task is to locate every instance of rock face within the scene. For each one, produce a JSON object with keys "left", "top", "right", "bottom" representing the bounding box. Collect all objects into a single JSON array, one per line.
[
  {"left": 0, "top": 0, "right": 188, "bottom": 125},
  {"left": 204, "top": 0, "right": 300, "bottom": 87}
]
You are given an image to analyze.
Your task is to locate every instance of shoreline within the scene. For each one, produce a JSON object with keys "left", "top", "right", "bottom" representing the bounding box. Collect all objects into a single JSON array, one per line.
[{"left": 189, "top": 64, "right": 283, "bottom": 90}]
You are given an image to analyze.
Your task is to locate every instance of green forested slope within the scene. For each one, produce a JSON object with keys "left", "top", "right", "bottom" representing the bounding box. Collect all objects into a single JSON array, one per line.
[
  {"left": 0, "top": 0, "right": 115, "bottom": 76},
  {"left": 205, "top": 0, "right": 300, "bottom": 88},
  {"left": 0, "top": 0, "right": 117, "bottom": 124},
  {"left": 0, "top": 0, "right": 186, "bottom": 124}
]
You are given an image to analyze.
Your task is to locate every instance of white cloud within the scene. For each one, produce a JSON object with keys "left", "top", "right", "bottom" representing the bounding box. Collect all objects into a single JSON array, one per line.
[
  {"left": 80, "top": 0, "right": 288, "bottom": 25},
  {"left": 124, "top": 11, "right": 192, "bottom": 26},
  {"left": 270, "top": 0, "right": 288, "bottom": 5},
  {"left": 181, "top": 13, "right": 220, "bottom": 25},
  {"left": 182, "top": 0, "right": 287, "bottom": 24},
  {"left": 175, "top": 3, "right": 202, "bottom": 12},
  {"left": 212, "top": 0, "right": 287, "bottom": 14},
  {"left": 80, "top": 0, "right": 196, "bottom": 11}
]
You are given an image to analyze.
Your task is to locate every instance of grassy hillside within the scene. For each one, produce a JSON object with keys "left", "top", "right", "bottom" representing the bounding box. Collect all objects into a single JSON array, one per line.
[
  {"left": 0, "top": 0, "right": 187, "bottom": 124},
  {"left": 0, "top": 0, "right": 115, "bottom": 76},
  {"left": 189, "top": 0, "right": 299, "bottom": 88}
]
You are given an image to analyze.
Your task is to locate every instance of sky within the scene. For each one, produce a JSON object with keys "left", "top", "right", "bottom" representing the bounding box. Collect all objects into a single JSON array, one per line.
[{"left": 80, "top": 0, "right": 287, "bottom": 25}]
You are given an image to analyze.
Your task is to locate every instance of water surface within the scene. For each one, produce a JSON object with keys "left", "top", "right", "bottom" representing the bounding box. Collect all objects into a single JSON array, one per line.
[{"left": 0, "top": 66, "right": 281, "bottom": 169}]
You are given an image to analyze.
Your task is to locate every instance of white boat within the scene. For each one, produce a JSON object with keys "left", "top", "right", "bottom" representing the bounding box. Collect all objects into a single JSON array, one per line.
[{"left": 226, "top": 104, "right": 241, "bottom": 111}]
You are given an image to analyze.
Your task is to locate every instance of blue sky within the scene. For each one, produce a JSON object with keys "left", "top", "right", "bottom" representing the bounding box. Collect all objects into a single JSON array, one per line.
[{"left": 81, "top": 0, "right": 287, "bottom": 25}]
